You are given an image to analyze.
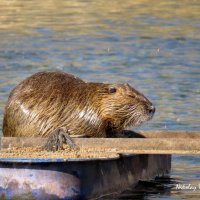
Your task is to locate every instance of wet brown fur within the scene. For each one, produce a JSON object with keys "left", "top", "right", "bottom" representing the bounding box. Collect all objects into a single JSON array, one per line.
[{"left": 3, "top": 71, "right": 155, "bottom": 138}]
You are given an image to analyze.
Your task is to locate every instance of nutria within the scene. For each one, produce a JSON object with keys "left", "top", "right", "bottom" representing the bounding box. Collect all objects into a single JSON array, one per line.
[{"left": 3, "top": 71, "right": 155, "bottom": 151}]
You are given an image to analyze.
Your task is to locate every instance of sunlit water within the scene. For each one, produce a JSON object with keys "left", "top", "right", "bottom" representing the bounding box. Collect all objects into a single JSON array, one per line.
[{"left": 0, "top": 0, "right": 199, "bottom": 199}]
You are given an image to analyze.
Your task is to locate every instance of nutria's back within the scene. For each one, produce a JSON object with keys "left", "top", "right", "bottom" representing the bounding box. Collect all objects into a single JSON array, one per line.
[{"left": 3, "top": 71, "right": 155, "bottom": 138}]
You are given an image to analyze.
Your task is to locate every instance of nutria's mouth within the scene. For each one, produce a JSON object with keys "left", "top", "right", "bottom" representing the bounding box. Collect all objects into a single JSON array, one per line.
[
  {"left": 135, "top": 113, "right": 154, "bottom": 126},
  {"left": 125, "top": 106, "right": 155, "bottom": 128}
]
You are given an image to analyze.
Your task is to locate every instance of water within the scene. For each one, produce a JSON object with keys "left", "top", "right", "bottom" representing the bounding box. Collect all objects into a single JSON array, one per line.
[{"left": 0, "top": 0, "right": 199, "bottom": 199}]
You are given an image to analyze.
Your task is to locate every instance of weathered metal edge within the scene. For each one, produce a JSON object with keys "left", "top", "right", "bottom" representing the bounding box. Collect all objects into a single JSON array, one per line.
[{"left": 0, "top": 153, "right": 171, "bottom": 199}]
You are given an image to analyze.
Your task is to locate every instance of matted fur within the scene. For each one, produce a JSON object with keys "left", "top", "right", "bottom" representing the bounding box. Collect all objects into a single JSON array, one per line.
[{"left": 3, "top": 71, "right": 155, "bottom": 138}]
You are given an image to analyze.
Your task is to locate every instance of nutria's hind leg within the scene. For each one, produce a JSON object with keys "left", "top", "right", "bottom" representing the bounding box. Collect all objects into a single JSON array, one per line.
[{"left": 43, "top": 128, "right": 79, "bottom": 151}]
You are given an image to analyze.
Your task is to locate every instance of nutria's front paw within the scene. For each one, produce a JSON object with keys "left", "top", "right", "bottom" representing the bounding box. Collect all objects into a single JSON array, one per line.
[{"left": 43, "top": 127, "right": 79, "bottom": 151}]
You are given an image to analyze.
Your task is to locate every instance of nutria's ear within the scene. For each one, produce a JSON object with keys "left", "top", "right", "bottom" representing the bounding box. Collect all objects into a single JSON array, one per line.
[
  {"left": 108, "top": 87, "right": 117, "bottom": 94},
  {"left": 124, "top": 83, "right": 131, "bottom": 88}
]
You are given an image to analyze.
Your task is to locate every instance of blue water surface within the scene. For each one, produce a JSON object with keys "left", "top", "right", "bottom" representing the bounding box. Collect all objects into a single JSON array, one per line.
[{"left": 0, "top": 0, "right": 199, "bottom": 199}]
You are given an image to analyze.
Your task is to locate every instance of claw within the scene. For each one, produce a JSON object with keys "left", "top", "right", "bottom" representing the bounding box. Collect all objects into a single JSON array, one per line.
[{"left": 43, "top": 128, "right": 79, "bottom": 151}]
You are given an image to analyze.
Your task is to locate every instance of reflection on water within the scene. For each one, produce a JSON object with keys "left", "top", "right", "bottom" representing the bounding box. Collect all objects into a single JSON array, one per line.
[
  {"left": 98, "top": 177, "right": 175, "bottom": 200},
  {"left": 0, "top": 0, "right": 200, "bottom": 199}
]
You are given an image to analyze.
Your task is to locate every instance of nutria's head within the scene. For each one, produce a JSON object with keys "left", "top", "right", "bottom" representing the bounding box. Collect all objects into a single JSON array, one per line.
[{"left": 96, "top": 83, "right": 155, "bottom": 130}]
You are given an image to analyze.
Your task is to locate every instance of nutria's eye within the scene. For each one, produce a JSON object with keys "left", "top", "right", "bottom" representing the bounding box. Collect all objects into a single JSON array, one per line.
[
  {"left": 128, "top": 94, "right": 136, "bottom": 98},
  {"left": 108, "top": 87, "right": 117, "bottom": 94}
]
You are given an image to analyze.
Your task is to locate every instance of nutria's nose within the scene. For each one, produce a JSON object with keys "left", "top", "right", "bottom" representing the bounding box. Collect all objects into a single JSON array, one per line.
[{"left": 148, "top": 105, "right": 156, "bottom": 115}]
